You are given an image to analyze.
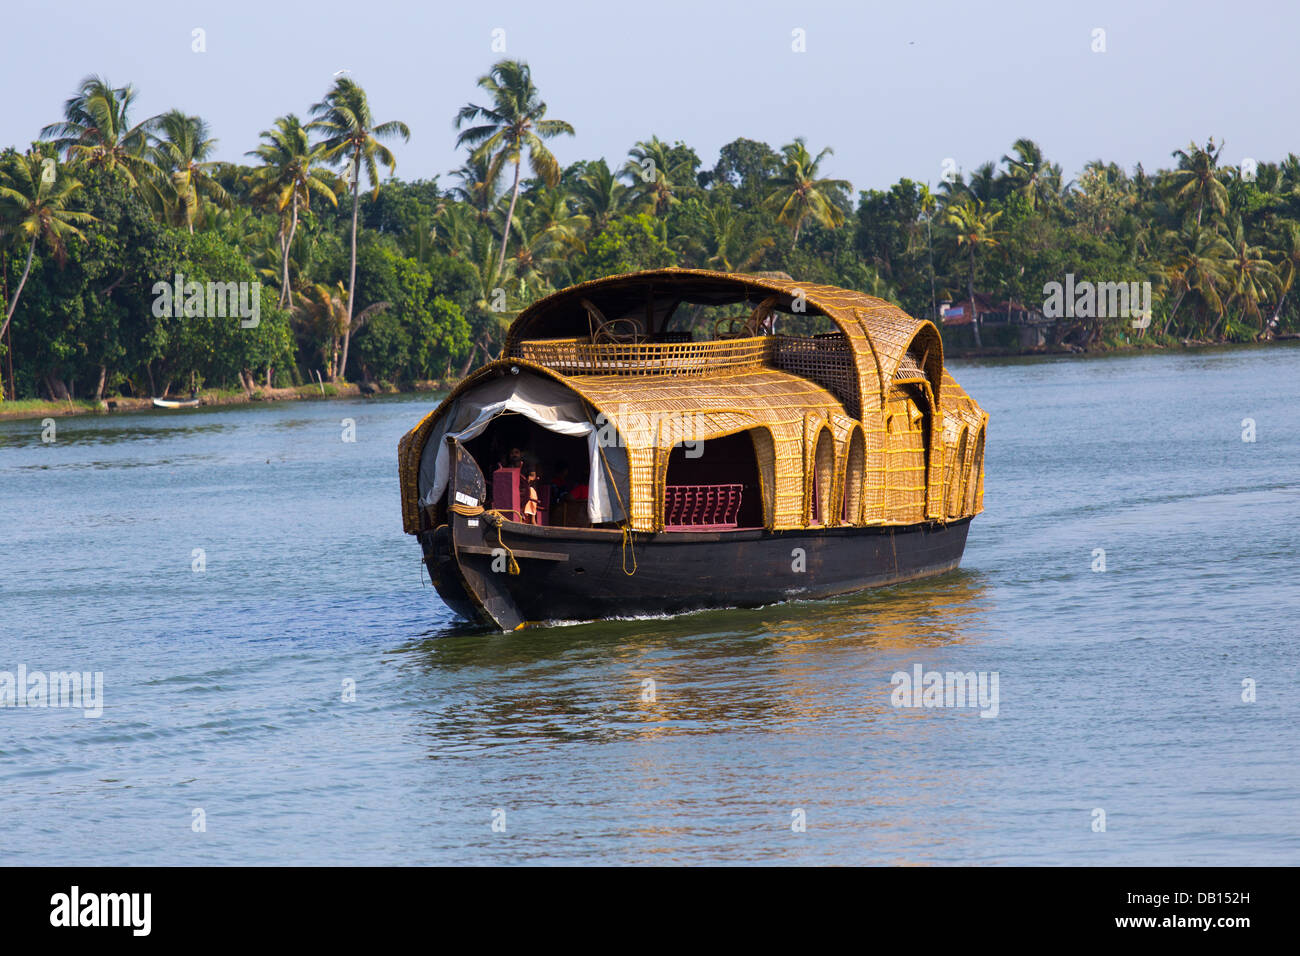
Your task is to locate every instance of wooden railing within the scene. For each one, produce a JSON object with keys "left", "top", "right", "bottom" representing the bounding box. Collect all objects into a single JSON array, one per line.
[
  {"left": 663, "top": 483, "right": 744, "bottom": 531},
  {"left": 512, "top": 336, "right": 771, "bottom": 376}
]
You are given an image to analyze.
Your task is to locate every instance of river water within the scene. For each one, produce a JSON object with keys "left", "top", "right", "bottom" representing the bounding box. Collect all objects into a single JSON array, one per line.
[{"left": 2, "top": 344, "right": 1297, "bottom": 865}]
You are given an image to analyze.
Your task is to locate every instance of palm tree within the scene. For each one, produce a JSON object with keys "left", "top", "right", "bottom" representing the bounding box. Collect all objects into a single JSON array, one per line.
[
  {"left": 447, "top": 153, "right": 499, "bottom": 225},
  {"left": 1002, "top": 138, "right": 1064, "bottom": 211},
  {"left": 152, "top": 110, "right": 232, "bottom": 232},
  {"left": 432, "top": 202, "right": 488, "bottom": 260},
  {"left": 763, "top": 138, "right": 850, "bottom": 248},
  {"left": 1169, "top": 139, "right": 1229, "bottom": 226},
  {"left": 621, "top": 137, "right": 698, "bottom": 217},
  {"left": 1268, "top": 222, "right": 1300, "bottom": 328},
  {"left": 0, "top": 152, "right": 97, "bottom": 352},
  {"left": 967, "top": 161, "right": 1001, "bottom": 204},
  {"left": 307, "top": 77, "right": 409, "bottom": 381},
  {"left": 571, "top": 159, "right": 628, "bottom": 235},
  {"left": 246, "top": 115, "right": 338, "bottom": 307},
  {"left": 455, "top": 59, "right": 574, "bottom": 274},
  {"left": 1163, "top": 227, "right": 1232, "bottom": 338},
  {"left": 1220, "top": 219, "right": 1280, "bottom": 337},
  {"left": 39, "top": 75, "right": 160, "bottom": 191},
  {"left": 294, "top": 280, "right": 389, "bottom": 380},
  {"left": 501, "top": 189, "right": 586, "bottom": 298},
  {"left": 945, "top": 197, "right": 1003, "bottom": 347},
  {"left": 679, "top": 197, "right": 772, "bottom": 272}
]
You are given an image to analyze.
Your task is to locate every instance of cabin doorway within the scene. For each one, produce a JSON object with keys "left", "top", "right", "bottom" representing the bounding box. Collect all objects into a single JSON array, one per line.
[
  {"left": 662, "top": 429, "right": 765, "bottom": 531},
  {"left": 463, "top": 413, "right": 595, "bottom": 527}
]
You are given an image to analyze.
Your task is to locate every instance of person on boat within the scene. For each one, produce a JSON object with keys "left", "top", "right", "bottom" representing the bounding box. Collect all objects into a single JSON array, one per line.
[
  {"left": 549, "top": 460, "right": 572, "bottom": 505},
  {"left": 521, "top": 467, "right": 541, "bottom": 524}
]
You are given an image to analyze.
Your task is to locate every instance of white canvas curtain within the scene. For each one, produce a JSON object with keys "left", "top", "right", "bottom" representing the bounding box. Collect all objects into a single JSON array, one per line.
[{"left": 417, "top": 371, "right": 628, "bottom": 524}]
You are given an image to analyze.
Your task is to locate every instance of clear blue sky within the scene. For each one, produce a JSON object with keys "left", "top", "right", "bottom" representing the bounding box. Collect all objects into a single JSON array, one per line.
[{"left": 3, "top": 0, "right": 1296, "bottom": 192}]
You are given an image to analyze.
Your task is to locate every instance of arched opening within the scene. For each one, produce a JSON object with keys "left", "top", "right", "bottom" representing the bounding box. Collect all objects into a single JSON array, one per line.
[
  {"left": 662, "top": 429, "right": 767, "bottom": 530},
  {"left": 843, "top": 427, "right": 865, "bottom": 525},
  {"left": 414, "top": 367, "right": 630, "bottom": 529},
  {"left": 965, "top": 426, "right": 986, "bottom": 515},
  {"left": 946, "top": 427, "right": 968, "bottom": 519},
  {"left": 464, "top": 414, "right": 594, "bottom": 527},
  {"left": 810, "top": 427, "right": 836, "bottom": 526}
]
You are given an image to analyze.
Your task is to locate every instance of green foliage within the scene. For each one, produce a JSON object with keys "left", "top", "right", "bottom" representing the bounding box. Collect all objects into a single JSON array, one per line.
[
  {"left": 352, "top": 246, "right": 472, "bottom": 381},
  {"left": 575, "top": 213, "right": 677, "bottom": 280},
  {"left": 5, "top": 69, "right": 1299, "bottom": 403}
]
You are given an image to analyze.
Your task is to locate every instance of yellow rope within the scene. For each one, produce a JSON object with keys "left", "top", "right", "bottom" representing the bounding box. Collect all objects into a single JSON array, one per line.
[
  {"left": 585, "top": 407, "right": 638, "bottom": 576},
  {"left": 621, "top": 525, "right": 638, "bottom": 576}
]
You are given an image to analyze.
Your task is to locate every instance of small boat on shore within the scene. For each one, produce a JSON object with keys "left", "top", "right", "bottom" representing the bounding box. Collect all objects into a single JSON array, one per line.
[
  {"left": 152, "top": 397, "right": 200, "bottom": 409},
  {"left": 398, "top": 268, "right": 987, "bottom": 630}
]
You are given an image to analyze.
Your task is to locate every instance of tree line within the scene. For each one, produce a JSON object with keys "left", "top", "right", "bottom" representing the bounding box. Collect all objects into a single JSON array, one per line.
[{"left": 3, "top": 60, "right": 1298, "bottom": 402}]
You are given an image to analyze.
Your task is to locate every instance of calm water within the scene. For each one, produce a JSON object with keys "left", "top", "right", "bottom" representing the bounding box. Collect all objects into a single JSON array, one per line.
[{"left": 2, "top": 345, "right": 1298, "bottom": 865}]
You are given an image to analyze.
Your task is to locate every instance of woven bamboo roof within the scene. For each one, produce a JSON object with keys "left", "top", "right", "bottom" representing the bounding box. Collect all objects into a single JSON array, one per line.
[{"left": 503, "top": 268, "right": 944, "bottom": 414}]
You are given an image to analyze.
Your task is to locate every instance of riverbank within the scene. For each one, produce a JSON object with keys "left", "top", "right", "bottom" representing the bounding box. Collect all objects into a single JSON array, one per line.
[
  {"left": 5, "top": 334, "right": 1298, "bottom": 422},
  {"left": 0, "top": 379, "right": 451, "bottom": 422},
  {"left": 944, "top": 331, "right": 1300, "bottom": 359}
]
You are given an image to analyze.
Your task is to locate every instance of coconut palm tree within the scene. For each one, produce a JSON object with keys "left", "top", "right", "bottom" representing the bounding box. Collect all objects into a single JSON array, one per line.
[
  {"left": 455, "top": 60, "right": 574, "bottom": 274},
  {"left": 621, "top": 137, "right": 698, "bottom": 218},
  {"left": 432, "top": 202, "right": 488, "bottom": 260},
  {"left": 447, "top": 153, "right": 498, "bottom": 225},
  {"left": 294, "top": 280, "right": 390, "bottom": 380},
  {"left": 1002, "top": 138, "right": 1055, "bottom": 210},
  {"left": 1220, "top": 219, "right": 1280, "bottom": 337},
  {"left": 678, "top": 197, "right": 772, "bottom": 272},
  {"left": 966, "top": 161, "right": 1002, "bottom": 204},
  {"left": 152, "top": 110, "right": 232, "bottom": 232},
  {"left": 944, "top": 197, "right": 1003, "bottom": 346},
  {"left": 570, "top": 159, "right": 628, "bottom": 235},
  {"left": 501, "top": 189, "right": 586, "bottom": 298},
  {"left": 0, "top": 153, "right": 97, "bottom": 359},
  {"left": 763, "top": 138, "right": 850, "bottom": 248},
  {"left": 246, "top": 114, "right": 338, "bottom": 307},
  {"left": 1163, "top": 227, "right": 1232, "bottom": 338},
  {"left": 307, "top": 77, "right": 409, "bottom": 381},
  {"left": 1268, "top": 222, "right": 1300, "bottom": 328},
  {"left": 1169, "top": 139, "right": 1229, "bottom": 227},
  {"left": 39, "top": 75, "right": 160, "bottom": 192}
]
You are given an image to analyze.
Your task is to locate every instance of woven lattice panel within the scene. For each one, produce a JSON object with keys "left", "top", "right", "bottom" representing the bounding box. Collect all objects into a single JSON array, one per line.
[
  {"left": 771, "top": 333, "right": 860, "bottom": 419},
  {"left": 514, "top": 335, "right": 771, "bottom": 377}
]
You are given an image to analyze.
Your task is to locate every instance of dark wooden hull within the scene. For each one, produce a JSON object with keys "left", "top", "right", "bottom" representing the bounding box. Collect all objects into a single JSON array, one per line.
[{"left": 418, "top": 439, "right": 973, "bottom": 631}]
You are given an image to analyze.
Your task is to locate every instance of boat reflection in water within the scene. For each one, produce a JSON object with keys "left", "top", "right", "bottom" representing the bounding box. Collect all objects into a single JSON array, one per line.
[
  {"left": 404, "top": 568, "right": 992, "bottom": 740},
  {"left": 399, "top": 571, "right": 996, "bottom": 862}
]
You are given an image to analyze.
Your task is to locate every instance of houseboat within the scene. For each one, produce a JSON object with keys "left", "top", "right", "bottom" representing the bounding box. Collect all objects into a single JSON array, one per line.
[{"left": 398, "top": 268, "right": 987, "bottom": 630}]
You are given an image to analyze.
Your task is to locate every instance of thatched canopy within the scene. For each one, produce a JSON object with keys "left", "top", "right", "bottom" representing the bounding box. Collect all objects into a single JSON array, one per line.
[
  {"left": 503, "top": 268, "right": 945, "bottom": 416},
  {"left": 399, "top": 270, "right": 984, "bottom": 535}
]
